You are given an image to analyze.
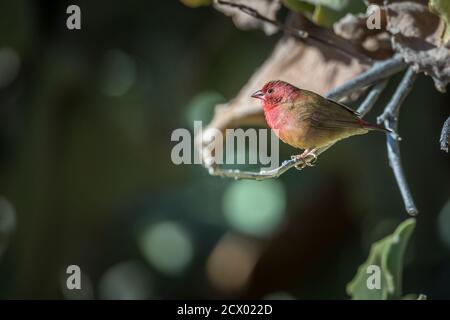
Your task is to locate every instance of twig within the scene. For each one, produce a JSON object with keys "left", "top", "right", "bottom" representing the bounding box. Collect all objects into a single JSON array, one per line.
[
  {"left": 217, "top": 0, "right": 287, "bottom": 32},
  {"left": 209, "top": 144, "right": 333, "bottom": 180},
  {"left": 440, "top": 115, "right": 450, "bottom": 153},
  {"left": 326, "top": 54, "right": 406, "bottom": 100},
  {"left": 377, "top": 67, "right": 419, "bottom": 216},
  {"left": 216, "top": 0, "right": 372, "bottom": 64},
  {"left": 357, "top": 79, "right": 389, "bottom": 117}
]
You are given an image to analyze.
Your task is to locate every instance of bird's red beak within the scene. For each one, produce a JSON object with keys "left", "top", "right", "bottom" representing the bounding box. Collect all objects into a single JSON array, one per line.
[{"left": 251, "top": 90, "right": 265, "bottom": 100}]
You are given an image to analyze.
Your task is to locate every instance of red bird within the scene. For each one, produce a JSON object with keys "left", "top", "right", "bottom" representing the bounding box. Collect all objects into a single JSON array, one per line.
[{"left": 251, "top": 80, "right": 388, "bottom": 168}]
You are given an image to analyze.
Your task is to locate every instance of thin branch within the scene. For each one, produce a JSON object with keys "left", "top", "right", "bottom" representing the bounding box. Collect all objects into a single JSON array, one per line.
[
  {"left": 217, "top": 0, "right": 287, "bottom": 33},
  {"left": 326, "top": 54, "right": 406, "bottom": 100},
  {"left": 377, "top": 68, "right": 417, "bottom": 124},
  {"left": 377, "top": 67, "right": 419, "bottom": 216},
  {"left": 357, "top": 79, "right": 389, "bottom": 117},
  {"left": 440, "top": 115, "right": 450, "bottom": 153},
  {"left": 209, "top": 144, "right": 333, "bottom": 180},
  {"left": 216, "top": 0, "right": 372, "bottom": 64}
]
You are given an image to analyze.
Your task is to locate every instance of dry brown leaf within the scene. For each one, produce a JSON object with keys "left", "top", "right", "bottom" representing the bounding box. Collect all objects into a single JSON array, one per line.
[
  {"left": 333, "top": 8, "right": 392, "bottom": 59},
  {"left": 386, "top": 1, "right": 450, "bottom": 92},
  {"left": 219, "top": 37, "right": 368, "bottom": 113},
  {"left": 334, "top": 13, "right": 372, "bottom": 43},
  {"left": 335, "top": 1, "right": 450, "bottom": 92},
  {"left": 213, "top": 0, "right": 281, "bottom": 35},
  {"left": 386, "top": 2, "right": 441, "bottom": 39}
]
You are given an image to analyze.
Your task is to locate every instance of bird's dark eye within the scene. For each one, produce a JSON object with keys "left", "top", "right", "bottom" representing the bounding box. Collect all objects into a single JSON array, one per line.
[{"left": 267, "top": 88, "right": 274, "bottom": 94}]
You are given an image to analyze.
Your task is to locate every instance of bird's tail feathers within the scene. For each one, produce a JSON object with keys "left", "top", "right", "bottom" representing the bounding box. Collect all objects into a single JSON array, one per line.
[{"left": 358, "top": 119, "right": 391, "bottom": 133}]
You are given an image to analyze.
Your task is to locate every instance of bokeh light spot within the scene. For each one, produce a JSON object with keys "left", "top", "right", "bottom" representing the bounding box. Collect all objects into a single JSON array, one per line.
[
  {"left": 263, "top": 291, "right": 296, "bottom": 300},
  {"left": 222, "top": 180, "right": 286, "bottom": 237},
  {"left": 139, "top": 221, "right": 193, "bottom": 275},
  {"left": 0, "top": 47, "right": 20, "bottom": 88},
  {"left": 438, "top": 199, "right": 450, "bottom": 249},
  {"left": 207, "top": 233, "right": 259, "bottom": 294},
  {"left": 185, "top": 91, "right": 224, "bottom": 128},
  {"left": 98, "top": 261, "right": 154, "bottom": 300},
  {"left": 100, "top": 49, "right": 136, "bottom": 96},
  {"left": 0, "top": 196, "right": 16, "bottom": 257}
]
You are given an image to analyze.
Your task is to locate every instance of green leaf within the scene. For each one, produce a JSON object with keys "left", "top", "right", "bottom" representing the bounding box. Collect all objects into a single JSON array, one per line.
[
  {"left": 402, "top": 294, "right": 427, "bottom": 300},
  {"left": 282, "top": 0, "right": 315, "bottom": 13},
  {"left": 302, "top": 0, "right": 349, "bottom": 11},
  {"left": 312, "top": 5, "right": 343, "bottom": 28},
  {"left": 283, "top": 0, "right": 365, "bottom": 28},
  {"left": 429, "top": 0, "right": 450, "bottom": 25},
  {"left": 347, "top": 218, "right": 416, "bottom": 300},
  {"left": 429, "top": 0, "right": 450, "bottom": 42},
  {"left": 180, "top": 0, "right": 212, "bottom": 8}
]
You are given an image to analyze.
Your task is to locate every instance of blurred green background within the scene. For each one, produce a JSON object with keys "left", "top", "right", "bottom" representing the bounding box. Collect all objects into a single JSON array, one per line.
[{"left": 0, "top": 0, "right": 449, "bottom": 299}]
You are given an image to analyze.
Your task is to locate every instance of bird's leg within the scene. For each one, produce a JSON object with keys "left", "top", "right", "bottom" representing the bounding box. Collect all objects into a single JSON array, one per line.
[
  {"left": 302, "top": 148, "right": 318, "bottom": 166},
  {"left": 292, "top": 148, "right": 318, "bottom": 170},
  {"left": 307, "top": 148, "right": 319, "bottom": 165},
  {"left": 291, "top": 155, "right": 306, "bottom": 171}
]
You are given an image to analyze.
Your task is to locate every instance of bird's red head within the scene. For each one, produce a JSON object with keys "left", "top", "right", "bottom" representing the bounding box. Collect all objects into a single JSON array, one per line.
[{"left": 251, "top": 80, "right": 299, "bottom": 109}]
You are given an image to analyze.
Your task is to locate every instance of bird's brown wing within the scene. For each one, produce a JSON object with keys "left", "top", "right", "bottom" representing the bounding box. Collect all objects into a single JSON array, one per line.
[
  {"left": 309, "top": 98, "right": 363, "bottom": 131},
  {"left": 326, "top": 98, "right": 361, "bottom": 117}
]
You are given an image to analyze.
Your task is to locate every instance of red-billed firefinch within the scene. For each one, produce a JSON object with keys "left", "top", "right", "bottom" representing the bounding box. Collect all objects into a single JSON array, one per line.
[{"left": 251, "top": 80, "right": 388, "bottom": 167}]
